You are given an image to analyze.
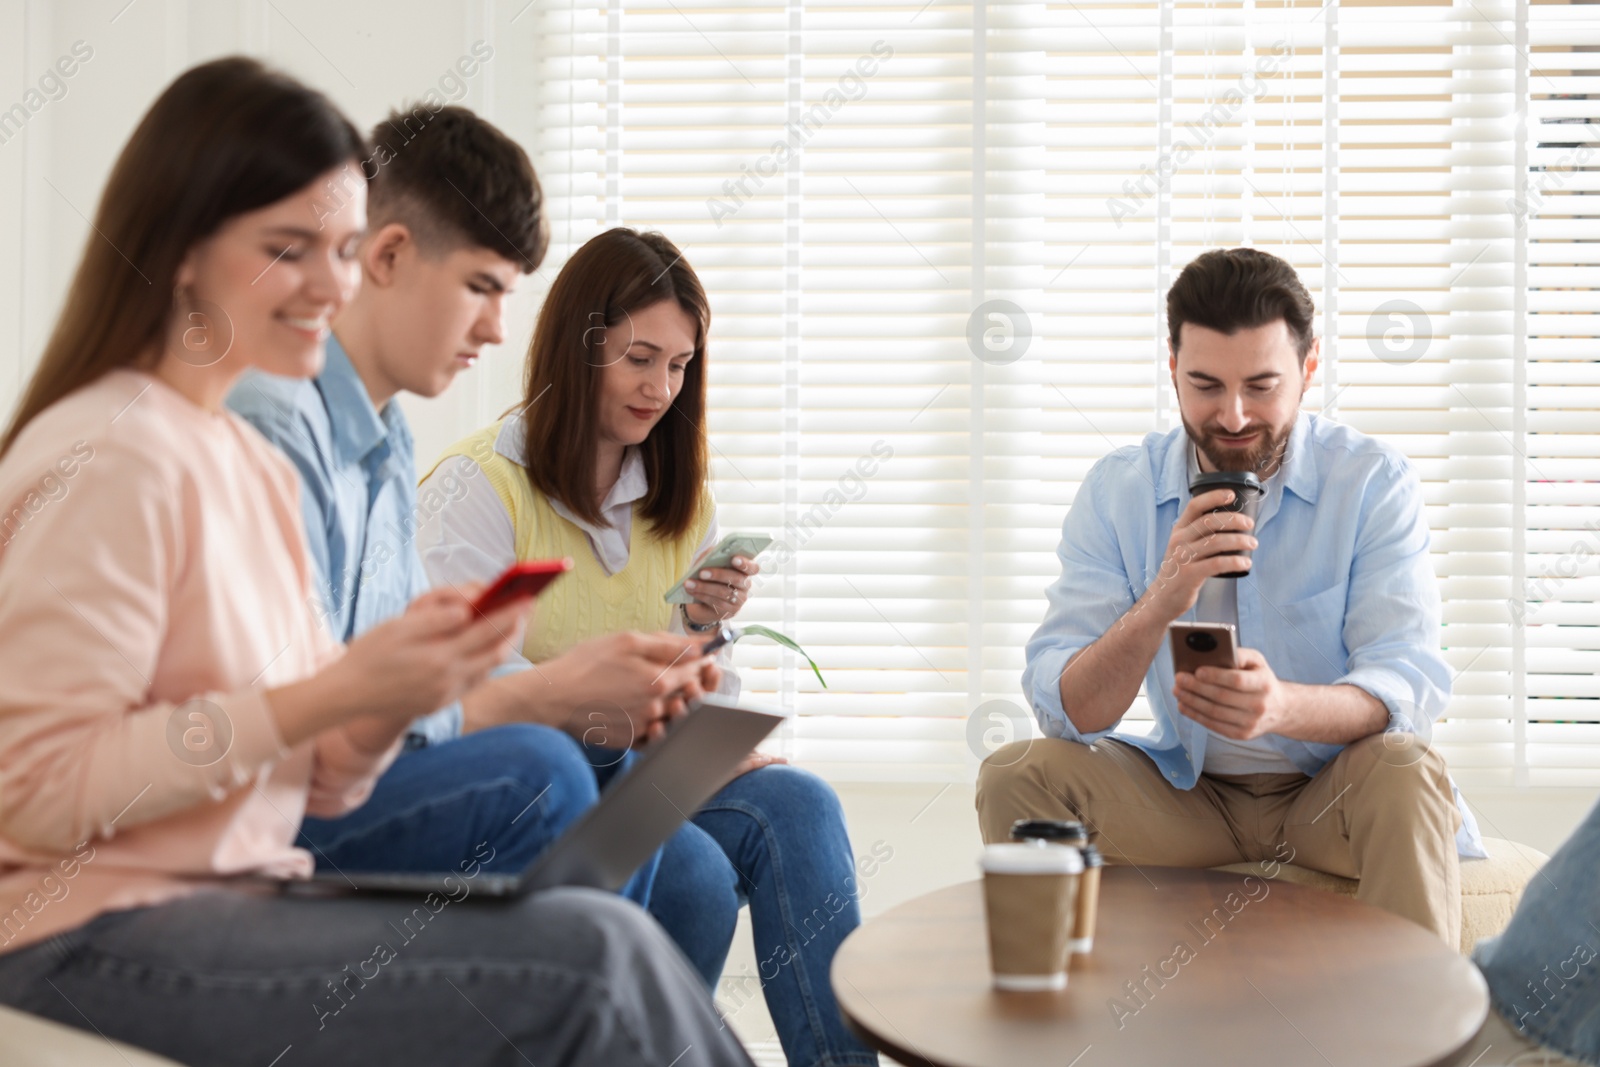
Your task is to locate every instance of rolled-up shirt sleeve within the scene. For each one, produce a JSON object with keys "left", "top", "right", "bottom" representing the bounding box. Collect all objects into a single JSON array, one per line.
[
  {"left": 1334, "top": 457, "right": 1452, "bottom": 734},
  {"left": 1022, "top": 457, "right": 1141, "bottom": 742}
]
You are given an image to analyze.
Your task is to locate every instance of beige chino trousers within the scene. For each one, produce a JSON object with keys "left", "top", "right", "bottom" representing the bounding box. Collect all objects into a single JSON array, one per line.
[{"left": 976, "top": 732, "right": 1462, "bottom": 949}]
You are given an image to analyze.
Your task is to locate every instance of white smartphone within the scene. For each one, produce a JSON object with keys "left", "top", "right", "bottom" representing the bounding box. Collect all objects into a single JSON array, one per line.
[
  {"left": 664, "top": 532, "right": 773, "bottom": 605},
  {"left": 1168, "top": 622, "right": 1239, "bottom": 676}
]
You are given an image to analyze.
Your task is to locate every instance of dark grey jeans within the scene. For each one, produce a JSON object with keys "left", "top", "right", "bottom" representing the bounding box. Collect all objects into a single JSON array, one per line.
[{"left": 0, "top": 885, "right": 754, "bottom": 1067}]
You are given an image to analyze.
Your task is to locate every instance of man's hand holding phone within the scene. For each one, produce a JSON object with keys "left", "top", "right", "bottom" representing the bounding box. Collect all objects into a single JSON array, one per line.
[
  {"left": 1147, "top": 490, "right": 1259, "bottom": 622},
  {"left": 540, "top": 631, "right": 722, "bottom": 749},
  {"left": 1173, "top": 646, "right": 1290, "bottom": 741}
]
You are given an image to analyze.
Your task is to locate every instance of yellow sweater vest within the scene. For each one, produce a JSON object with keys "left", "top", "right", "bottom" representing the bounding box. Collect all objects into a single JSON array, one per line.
[{"left": 426, "top": 420, "right": 713, "bottom": 664}]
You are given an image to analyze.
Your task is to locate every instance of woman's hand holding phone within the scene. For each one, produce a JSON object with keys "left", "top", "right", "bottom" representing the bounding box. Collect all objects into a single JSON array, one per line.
[
  {"left": 682, "top": 554, "right": 762, "bottom": 627},
  {"left": 268, "top": 584, "right": 535, "bottom": 751},
  {"left": 351, "top": 584, "right": 531, "bottom": 711}
]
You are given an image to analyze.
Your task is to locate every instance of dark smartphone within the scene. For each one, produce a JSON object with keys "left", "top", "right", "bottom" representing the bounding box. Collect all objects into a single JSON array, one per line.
[
  {"left": 471, "top": 558, "right": 573, "bottom": 615},
  {"left": 1168, "top": 622, "right": 1239, "bottom": 676},
  {"left": 699, "top": 624, "right": 740, "bottom": 656}
]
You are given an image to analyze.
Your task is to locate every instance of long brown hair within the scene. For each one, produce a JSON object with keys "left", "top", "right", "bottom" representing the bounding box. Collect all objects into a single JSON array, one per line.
[
  {"left": 518, "top": 228, "right": 709, "bottom": 542},
  {"left": 0, "top": 57, "right": 365, "bottom": 459}
]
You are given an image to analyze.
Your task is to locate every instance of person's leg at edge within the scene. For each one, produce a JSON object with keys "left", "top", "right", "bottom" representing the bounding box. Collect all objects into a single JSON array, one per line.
[
  {"left": 1444, "top": 1003, "right": 1592, "bottom": 1067},
  {"left": 297, "top": 724, "right": 660, "bottom": 907},
  {"left": 1278, "top": 731, "right": 1462, "bottom": 950},
  {"left": 648, "top": 819, "right": 741, "bottom": 989},
  {"left": 1465, "top": 794, "right": 1600, "bottom": 1066},
  {"left": 975, "top": 737, "right": 1248, "bottom": 867},
  {"left": 0, "top": 888, "right": 754, "bottom": 1067},
  {"left": 689, "top": 764, "right": 877, "bottom": 1067}
]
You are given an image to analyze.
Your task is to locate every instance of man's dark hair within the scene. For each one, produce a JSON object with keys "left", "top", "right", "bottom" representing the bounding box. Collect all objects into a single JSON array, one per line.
[
  {"left": 367, "top": 104, "right": 547, "bottom": 272},
  {"left": 1167, "top": 247, "right": 1316, "bottom": 361}
]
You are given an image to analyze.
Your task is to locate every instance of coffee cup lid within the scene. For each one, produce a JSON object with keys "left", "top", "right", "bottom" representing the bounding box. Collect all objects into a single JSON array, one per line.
[
  {"left": 980, "top": 842, "right": 1085, "bottom": 876},
  {"left": 1009, "top": 818, "right": 1088, "bottom": 845},
  {"left": 1190, "top": 470, "right": 1262, "bottom": 496}
]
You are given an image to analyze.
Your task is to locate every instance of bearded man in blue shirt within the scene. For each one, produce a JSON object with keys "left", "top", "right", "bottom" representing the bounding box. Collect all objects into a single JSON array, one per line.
[{"left": 978, "top": 247, "right": 1481, "bottom": 949}]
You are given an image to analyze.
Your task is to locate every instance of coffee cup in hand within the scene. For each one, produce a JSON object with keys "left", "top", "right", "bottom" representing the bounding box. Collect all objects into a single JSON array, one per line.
[
  {"left": 980, "top": 841, "right": 1084, "bottom": 991},
  {"left": 1190, "top": 470, "right": 1263, "bottom": 579}
]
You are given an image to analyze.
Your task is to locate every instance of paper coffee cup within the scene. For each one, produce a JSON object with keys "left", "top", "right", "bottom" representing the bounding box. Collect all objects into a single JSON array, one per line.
[
  {"left": 1070, "top": 844, "right": 1104, "bottom": 954},
  {"left": 980, "top": 842, "right": 1083, "bottom": 991},
  {"left": 1189, "top": 470, "right": 1263, "bottom": 579}
]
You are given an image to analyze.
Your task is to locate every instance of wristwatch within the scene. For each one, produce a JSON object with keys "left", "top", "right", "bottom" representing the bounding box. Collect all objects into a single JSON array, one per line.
[{"left": 680, "top": 602, "right": 718, "bottom": 633}]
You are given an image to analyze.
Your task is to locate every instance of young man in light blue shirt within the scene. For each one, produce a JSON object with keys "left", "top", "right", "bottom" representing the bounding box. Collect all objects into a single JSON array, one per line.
[
  {"left": 226, "top": 105, "right": 722, "bottom": 913},
  {"left": 229, "top": 104, "right": 877, "bottom": 1067},
  {"left": 978, "top": 247, "right": 1479, "bottom": 949}
]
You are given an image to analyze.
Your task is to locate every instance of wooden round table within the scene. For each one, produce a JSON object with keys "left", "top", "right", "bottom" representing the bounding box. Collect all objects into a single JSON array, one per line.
[{"left": 831, "top": 867, "right": 1487, "bottom": 1067}]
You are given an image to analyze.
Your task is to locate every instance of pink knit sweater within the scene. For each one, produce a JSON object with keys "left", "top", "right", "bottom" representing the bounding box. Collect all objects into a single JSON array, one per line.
[{"left": 0, "top": 370, "right": 399, "bottom": 953}]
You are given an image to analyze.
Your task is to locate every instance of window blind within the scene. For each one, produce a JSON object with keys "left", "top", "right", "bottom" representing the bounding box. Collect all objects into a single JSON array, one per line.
[
  {"left": 1522, "top": 0, "right": 1600, "bottom": 786},
  {"left": 512, "top": 0, "right": 1600, "bottom": 786}
]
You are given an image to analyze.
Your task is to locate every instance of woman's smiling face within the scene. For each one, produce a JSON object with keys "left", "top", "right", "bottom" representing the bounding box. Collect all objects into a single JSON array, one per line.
[
  {"left": 594, "top": 298, "right": 699, "bottom": 450},
  {"left": 171, "top": 163, "right": 366, "bottom": 381}
]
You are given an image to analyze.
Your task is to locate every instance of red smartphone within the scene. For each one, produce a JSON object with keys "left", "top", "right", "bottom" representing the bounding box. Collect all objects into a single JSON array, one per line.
[{"left": 470, "top": 558, "right": 573, "bottom": 615}]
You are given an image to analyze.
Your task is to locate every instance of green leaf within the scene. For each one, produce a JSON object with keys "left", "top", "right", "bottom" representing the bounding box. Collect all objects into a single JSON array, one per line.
[{"left": 736, "top": 624, "right": 828, "bottom": 689}]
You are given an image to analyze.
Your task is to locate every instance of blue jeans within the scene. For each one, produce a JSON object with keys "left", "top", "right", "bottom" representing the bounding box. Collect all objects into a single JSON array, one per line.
[
  {"left": 1474, "top": 796, "right": 1600, "bottom": 1064},
  {"left": 649, "top": 765, "right": 878, "bottom": 1067},
  {"left": 298, "top": 724, "right": 660, "bottom": 905},
  {"left": 301, "top": 729, "right": 875, "bottom": 1067}
]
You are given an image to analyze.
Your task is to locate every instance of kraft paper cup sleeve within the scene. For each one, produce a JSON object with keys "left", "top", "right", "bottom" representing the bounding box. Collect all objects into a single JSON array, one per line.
[{"left": 981, "top": 843, "right": 1083, "bottom": 991}]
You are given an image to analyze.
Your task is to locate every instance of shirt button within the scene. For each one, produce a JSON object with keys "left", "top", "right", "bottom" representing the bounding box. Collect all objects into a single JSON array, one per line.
[{"left": 1169, "top": 771, "right": 1178, "bottom": 779}]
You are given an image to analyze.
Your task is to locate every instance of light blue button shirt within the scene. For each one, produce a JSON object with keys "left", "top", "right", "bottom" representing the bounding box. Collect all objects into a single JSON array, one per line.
[
  {"left": 226, "top": 336, "right": 462, "bottom": 745},
  {"left": 1023, "top": 412, "right": 1484, "bottom": 857}
]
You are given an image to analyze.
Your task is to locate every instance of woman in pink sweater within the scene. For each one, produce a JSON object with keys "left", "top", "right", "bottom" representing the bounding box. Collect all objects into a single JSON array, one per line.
[{"left": 0, "top": 57, "right": 751, "bottom": 1067}]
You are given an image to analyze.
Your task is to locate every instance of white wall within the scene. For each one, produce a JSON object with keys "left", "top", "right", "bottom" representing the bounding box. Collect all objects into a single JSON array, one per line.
[{"left": 0, "top": 0, "right": 537, "bottom": 467}]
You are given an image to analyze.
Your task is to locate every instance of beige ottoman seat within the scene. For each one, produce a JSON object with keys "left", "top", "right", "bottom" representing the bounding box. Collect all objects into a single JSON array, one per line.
[
  {"left": 0, "top": 1003, "right": 185, "bottom": 1067},
  {"left": 1214, "top": 836, "right": 1550, "bottom": 953}
]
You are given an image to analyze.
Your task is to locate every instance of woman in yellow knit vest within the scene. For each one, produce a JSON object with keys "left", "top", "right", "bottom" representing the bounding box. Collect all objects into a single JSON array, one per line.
[{"left": 417, "top": 229, "right": 875, "bottom": 1067}]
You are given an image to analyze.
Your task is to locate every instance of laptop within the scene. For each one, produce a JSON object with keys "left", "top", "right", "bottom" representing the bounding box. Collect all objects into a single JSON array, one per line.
[{"left": 285, "top": 700, "right": 783, "bottom": 898}]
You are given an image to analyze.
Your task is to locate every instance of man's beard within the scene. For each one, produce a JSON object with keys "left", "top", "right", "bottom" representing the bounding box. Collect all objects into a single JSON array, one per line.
[{"left": 1182, "top": 415, "right": 1292, "bottom": 476}]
